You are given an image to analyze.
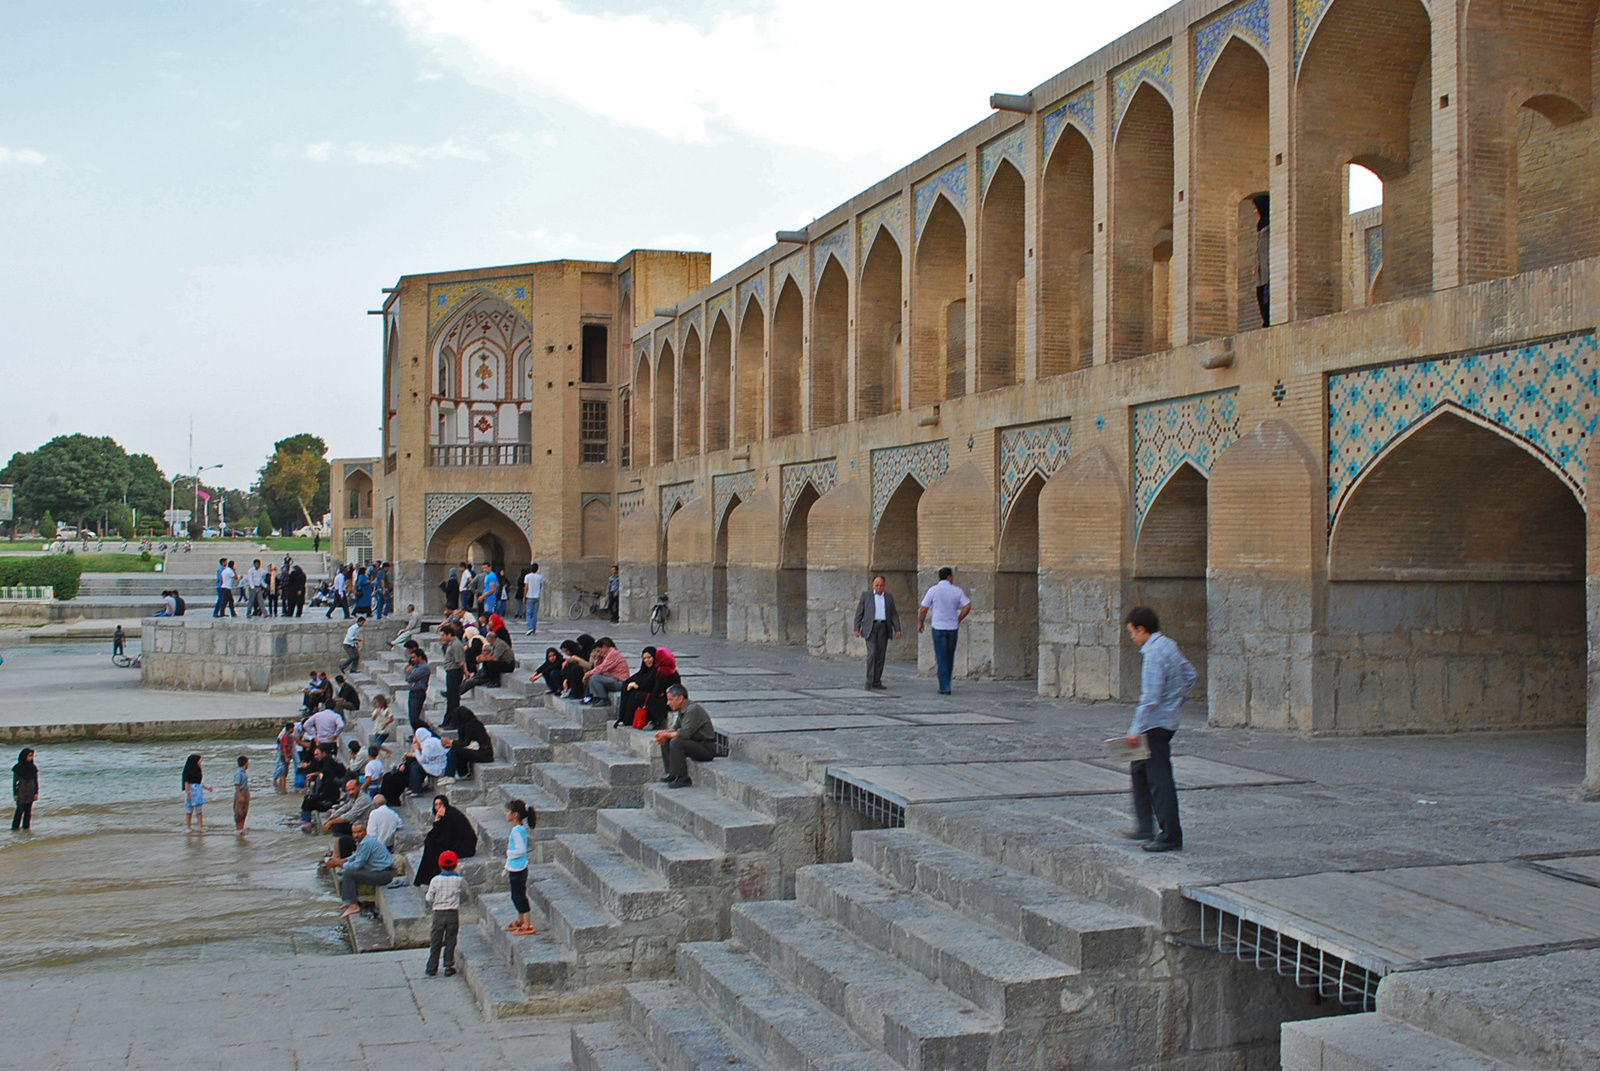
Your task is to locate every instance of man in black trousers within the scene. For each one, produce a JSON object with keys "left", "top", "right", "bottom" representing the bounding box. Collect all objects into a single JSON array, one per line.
[{"left": 852, "top": 575, "right": 903, "bottom": 690}]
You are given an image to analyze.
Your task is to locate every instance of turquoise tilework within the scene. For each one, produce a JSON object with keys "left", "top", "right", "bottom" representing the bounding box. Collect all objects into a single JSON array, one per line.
[
  {"left": 1042, "top": 85, "right": 1095, "bottom": 163},
  {"left": 617, "top": 489, "right": 644, "bottom": 520},
  {"left": 712, "top": 470, "right": 759, "bottom": 530},
  {"left": 780, "top": 459, "right": 837, "bottom": 527},
  {"left": 858, "top": 196, "right": 906, "bottom": 276},
  {"left": 1194, "top": 0, "right": 1269, "bottom": 89},
  {"left": 1112, "top": 44, "right": 1174, "bottom": 136},
  {"left": 1327, "top": 333, "right": 1598, "bottom": 529},
  {"left": 812, "top": 225, "right": 850, "bottom": 289},
  {"left": 1132, "top": 389, "right": 1241, "bottom": 534},
  {"left": 998, "top": 420, "right": 1073, "bottom": 524},
  {"left": 659, "top": 480, "right": 698, "bottom": 533},
  {"left": 707, "top": 289, "right": 734, "bottom": 333},
  {"left": 980, "top": 126, "right": 1027, "bottom": 199},
  {"left": 423, "top": 492, "right": 535, "bottom": 547},
  {"left": 774, "top": 250, "right": 806, "bottom": 295},
  {"left": 913, "top": 160, "right": 968, "bottom": 243},
  {"left": 739, "top": 272, "right": 766, "bottom": 319},
  {"left": 428, "top": 276, "right": 534, "bottom": 335},
  {"left": 870, "top": 440, "right": 951, "bottom": 535}
]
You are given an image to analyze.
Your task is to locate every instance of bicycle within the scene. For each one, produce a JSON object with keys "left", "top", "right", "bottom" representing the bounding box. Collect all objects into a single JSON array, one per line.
[
  {"left": 649, "top": 593, "right": 670, "bottom": 635},
  {"left": 112, "top": 650, "right": 143, "bottom": 669},
  {"left": 569, "top": 587, "right": 607, "bottom": 619}
]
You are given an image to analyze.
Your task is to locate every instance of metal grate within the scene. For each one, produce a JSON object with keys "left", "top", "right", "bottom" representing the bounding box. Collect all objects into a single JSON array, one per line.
[
  {"left": 827, "top": 774, "right": 905, "bottom": 828},
  {"left": 580, "top": 400, "right": 608, "bottom": 465},
  {"left": 1197, "top": 901, "right": 1382, "bottom": 1011},
  {"left": 713, "top": 730, "right": 731, "bottom": 758}
]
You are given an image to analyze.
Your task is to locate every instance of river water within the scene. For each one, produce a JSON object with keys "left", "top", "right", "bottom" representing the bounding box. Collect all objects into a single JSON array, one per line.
[{"left": 0, "top": 737, "right": 351, "bottom": 971}]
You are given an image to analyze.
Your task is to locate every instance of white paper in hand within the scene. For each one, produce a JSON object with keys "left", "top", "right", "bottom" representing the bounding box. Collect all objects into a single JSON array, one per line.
[{"left": 1106, "top": 734, "right": 1150, "bottom": 763}]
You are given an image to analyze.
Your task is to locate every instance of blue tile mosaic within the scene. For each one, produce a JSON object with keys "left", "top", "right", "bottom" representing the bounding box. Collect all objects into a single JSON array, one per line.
[
  {"left": 858, "top": 196, "right": 906, "bottom": 276},
  {"left": 1293, "top": 0, "right": 1330, "bottom": 69},
  {"left": 1043, "top": 85, "right": 1095, "bottom": 163},
  {"left": 428, "top": 276, "right": 534, "bottom": 334},
  {"left": 774, "top": 250, "right": 806, "bottom": 295},
  {"left": 1365, "top": 225, "right": 1383, "bottom": 286},
  {"left": 739, "top": 272, "right": 766, "bottom": 320},
  {"left": 424, "top": 492, "right": 535, "bottom": 547},
  {"left": 617, "top": 489, "right": 644, "bottom": 519},
  {"left": 870, "top": 440, "right": 951, "bottom": 535},
  {"left": 1132, "top": 389, "right": 1241, "bottom": 534},
  {"left": 1327, "top": 333, "right": 1598, "bottom": 530},
  {"left": 1112, "top": 44, "right": 1174, "bottom": 136},
  {"left": 712, "top": 470, "right": 759, "bottom": 530},
  {"left": 1194, "top": 0, "right": 1269, "bottom": 89},
  {"left": 980, "top": 126, "right": 1027, "bottom": 199},
  {"left": 812, "top": 225, "right": 851, "bottom": 290},
  {"left": 998, "top": 420, "right": 1073, "bottom": 525},
  {"left": 913, "top": 160, "right": 969, "bottom": 243},
  {"left": 780, "top": 459, "right": 837, "bottom": 527},
  {"left": 707, "top": 289, "right": 734, "bottom": 333},
  {"left": 659, "top": 480, "right": 698, "bottom": 533}
]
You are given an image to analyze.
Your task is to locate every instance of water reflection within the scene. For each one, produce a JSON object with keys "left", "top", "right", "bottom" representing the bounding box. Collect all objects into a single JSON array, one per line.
[{"left": 0, "top": 737, "right": 350, "bottom": 970}]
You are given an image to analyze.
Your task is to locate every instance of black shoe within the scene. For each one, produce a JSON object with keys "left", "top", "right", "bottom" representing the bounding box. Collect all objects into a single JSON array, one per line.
[
  {"left": 425, "top": 969, "right": 437, "bottom": 977},
  {"left": 1143, "top": 839, "right": 1181, "bottom": 853},
  {"left": 868, "top": 682, "right": 886, "bottom": 690},
  {"left": 660, "top": 775, "right": 676, "bottom": 783},
  {"left": 664, "top": 776, "right": 692, "bottom": 789},
  {"left": 443, "top": 966, "right": 457, "bottom": 976},
  {"left": 1123, "top": 829, "right": 1154, "bottom": 841}
]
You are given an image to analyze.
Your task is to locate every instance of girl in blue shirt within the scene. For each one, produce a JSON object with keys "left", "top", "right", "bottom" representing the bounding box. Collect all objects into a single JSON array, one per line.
[
  {"left": 503, "top": 798, "right": 535, "bottom": 935},
  {"left": 182, "top": 754, "right": 211, "bottom": 833}
]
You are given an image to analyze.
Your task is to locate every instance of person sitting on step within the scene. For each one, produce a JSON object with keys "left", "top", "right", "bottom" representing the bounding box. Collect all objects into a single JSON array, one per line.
[
  {"left": 655, "top": 683, "right": 715, "bottom": 789},
  {"left": 581, "top": 637, "right": 629, "bottom": 707},
  {"left": 439, "top": 706, "right": 494, "bottom": 783}
]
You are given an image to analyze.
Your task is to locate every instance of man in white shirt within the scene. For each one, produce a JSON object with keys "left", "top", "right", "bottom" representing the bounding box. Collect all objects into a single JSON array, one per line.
[
  {"left": 214, "top": 558, "right": 237, "bottom": 618},
  {"left": 246, "top": 559, "right": 265, "bottom": 617},
  {"left": 366, "top": 794, "right": 402, "bottom": 848},
  {"left": 340, "top": 616, "right": 364, "bottom": 673},
  {"left": 390, "top": 604, "right": 423, "bottom": 647},
  {"left": 853, "top": 576, "right": 903, "bottom": 691},
  {"left": 917, "top": 567, "right": 972, "bottom": 695},
  {"left": 523, "top": 562, "right": 543, "bottom": 636}
]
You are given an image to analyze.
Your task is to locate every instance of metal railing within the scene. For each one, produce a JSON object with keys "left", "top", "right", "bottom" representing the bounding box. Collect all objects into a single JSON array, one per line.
[
  {"left": 827, "top": 772, "right": 906, "bottom": 828},
  {"left": 428, "top": 443, "right": 531, "bottom": 467},
  {"left": 1194, "top": 901, "right": 1383, "bottom": 1011}
]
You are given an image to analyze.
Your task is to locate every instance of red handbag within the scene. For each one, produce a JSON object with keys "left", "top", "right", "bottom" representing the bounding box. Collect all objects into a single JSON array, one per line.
[{"left": 633, "top": 708, "right": 648, "bottom": 730}]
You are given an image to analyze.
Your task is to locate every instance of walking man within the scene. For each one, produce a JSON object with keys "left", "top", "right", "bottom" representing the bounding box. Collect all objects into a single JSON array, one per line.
[
  {"left": 916, "top": 567, "right": 971, "bottom": 695},
  {"left": 339, "top": 616, "right": 365, "bottom": 674},
  {"left": 1123, "top": 606, "right": 1196, "bottom": 853},
  {"left": 481, "top": 562, "right": 500, "bottom": 616},
  {"left": 213, "top": 557, "right": 235, "bottom": 618},
  {"left": 853, "top": 575, "right": 903, "bottom": 690},
  {"left": 523, "top": 562, "right": 542, "bottom": 636}
]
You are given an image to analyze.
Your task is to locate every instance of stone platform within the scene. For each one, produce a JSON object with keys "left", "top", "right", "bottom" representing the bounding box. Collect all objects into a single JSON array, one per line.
[{"left": 140, "top": 615, "right": 403, "bottom": 692}]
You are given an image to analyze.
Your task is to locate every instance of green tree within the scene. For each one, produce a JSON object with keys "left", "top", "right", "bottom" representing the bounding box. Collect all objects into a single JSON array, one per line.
[
  {"left": 255, "top": 434, "right": 330, "bottom": 530},
  {"left": 24, "top": 434, "right": 130, "bottom": 533},
  {"left": 117, "top": 508, "right": 136, "bottom": 540},
  {"left": 256, "top": 513, "right": 274, "bottom": 537},
  {"left": 125, "top": 453, "right": 171, "bottom": 518},
  {"left": 40, "top": 510, "right": 56, "bottom": 539}
]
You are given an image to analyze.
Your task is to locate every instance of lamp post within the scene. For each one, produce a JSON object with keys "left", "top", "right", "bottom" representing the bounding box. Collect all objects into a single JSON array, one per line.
[{"left": 173, "top": 464, "right": 222, "bottom": 537}]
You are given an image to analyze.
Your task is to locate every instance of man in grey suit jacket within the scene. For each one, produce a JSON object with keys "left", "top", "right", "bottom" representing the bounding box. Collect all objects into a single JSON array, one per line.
[{"left": 853, "top": 576, "right": 904, "bottom": 690}]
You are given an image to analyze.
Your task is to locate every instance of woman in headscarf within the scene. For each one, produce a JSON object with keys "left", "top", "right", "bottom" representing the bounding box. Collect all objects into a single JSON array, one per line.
[
  {"left": 558, "top": 639, "right": 588, "bottom": 698},
  {"left": 442, "top": 705, "right": 494, "bottom": 779},
  {"left": 181, "top": 754, "right": 210, "bottom": 833},
  {"left": 575, "top": 633, "right": 597, "bottom": 661},
  {"left": 413, "top": 794, "right": 477, "bottom": 886},
  {"left": 487, "top": 613, "right": 512, "bottom": 645},
  {"left": 533, "top": 647, "right": 564, "bottom": 694},
  {"left": 646, "top": 647, "right": 682, "bottom": 730},
  {"left": 12, "top": 748, "right": 38, "bottom": 831},
  {"left": 616, "top": 647, "right": 657, "bottom": 728},
  {"left": 407, "top": 727, "right": 449, "bottom": 795}
]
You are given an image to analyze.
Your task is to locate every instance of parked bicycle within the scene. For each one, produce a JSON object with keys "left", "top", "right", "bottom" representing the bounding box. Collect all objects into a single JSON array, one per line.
[
  {"left": 569, "top": 586, "right": 608, "bottom": 619},
  {"left": 649, "top": 593, "right": 671, "bottom": 635}
]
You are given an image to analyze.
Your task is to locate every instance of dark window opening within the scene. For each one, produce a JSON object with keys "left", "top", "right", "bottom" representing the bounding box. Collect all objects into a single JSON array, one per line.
[
  {"left": 582, "top": 324, "right": 608, "bottom": 383},
  {"left": 620, "top": 395, "right": 631, "bottom": 469},
  {"left": 581, "top": 399, "right": 608, "bottom": 465}
]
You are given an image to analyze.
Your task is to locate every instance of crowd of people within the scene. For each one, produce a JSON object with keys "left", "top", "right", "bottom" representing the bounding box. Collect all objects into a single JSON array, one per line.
[{"left": 197, "top": 556, "right": 401, "bottom": 620}]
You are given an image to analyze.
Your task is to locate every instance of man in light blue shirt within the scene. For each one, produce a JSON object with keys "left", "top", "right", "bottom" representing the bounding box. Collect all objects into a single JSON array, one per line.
[
  {"left": 917, "top": 567, "right": 972, "bottom": 695},
  {"left": 1123, "top": 605, "right": 1196, "bottom": 853},
  {"left": 328, "top": 820, "right": 395, "bottom": 919}
]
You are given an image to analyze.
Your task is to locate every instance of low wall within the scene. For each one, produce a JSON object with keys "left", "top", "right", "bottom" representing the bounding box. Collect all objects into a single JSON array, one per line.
[{"left": 141, "top": 616, "right": 403, "bottom": 693}]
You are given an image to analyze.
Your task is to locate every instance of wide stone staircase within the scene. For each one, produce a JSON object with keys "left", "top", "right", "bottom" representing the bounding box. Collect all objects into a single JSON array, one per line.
[{"left": 566, "top": 824, "right": 1160, "bottom": 1070}]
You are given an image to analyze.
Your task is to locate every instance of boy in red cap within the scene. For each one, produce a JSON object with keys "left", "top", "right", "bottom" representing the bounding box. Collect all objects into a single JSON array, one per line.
[{"left": 424, "top": 849, "right": 466, "bottom": 976}]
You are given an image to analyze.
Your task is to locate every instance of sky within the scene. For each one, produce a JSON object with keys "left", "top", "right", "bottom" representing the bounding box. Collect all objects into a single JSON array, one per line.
[{"left": 0, "top": 0, "right": 1345, "bottom": 491}]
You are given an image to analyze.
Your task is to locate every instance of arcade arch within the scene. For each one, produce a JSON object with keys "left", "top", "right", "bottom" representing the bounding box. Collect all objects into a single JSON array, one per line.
[
  {"left": 423, "top": 498, "right": 532, "bottom": 612},
  {"left": 706, "top": 313, "right": 732, "bottom": 452},
  {"left": 779, "top": 485, "right": 821, "bottom": 644},
  {"left": 858, "top": 232, "right": 903, "bottom": 418},
  {"left": 680, "top": 327, "right": 702, "bottom": 459},
  {"left": 1133, "top": 464, "right": 1209, "bottom": 696},
  {"left": 770, "top": 279, "right": 804, "bottom": 437},
  {"left": 812, "top": 257, "right": 849, "bottom": 428},
  {"left": 1112, "top": 83, "right": 1175, "bottom": 359},
  {"left": 633, "top": 353, "right": 653, "bottom": 468},
  {"left": 1039, "top": 124, "right": 1095, "bottom": 376},
  {"left": 995, "top": 473, "right": 1045, "bottom": 678},
  {"left": 655, "top": 341, "right": 676, "bottom": 463},
  {"left": 871, "top": 476, "right": 924, "bottom": 661},
  {"left": 736, "top": 299, "right": 765, "bottom": 443},
  {"left": 913, "top": 196, "right": 968, "bottom": 406},
  {"left": 979, "top": 160, "right": 1026, "bottom": 391}
]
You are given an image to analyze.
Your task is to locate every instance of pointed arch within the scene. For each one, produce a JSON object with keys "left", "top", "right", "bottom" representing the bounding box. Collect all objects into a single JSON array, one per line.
[
  {"left": 680, "top": 326, "right": 702, "bottom": 458},
  {"left": 1135, "top": 462, "right": 1207, "bottom": 577},
  {"left": 858, "top": 230, "right": 903, "bottom": 418},
  {"left": 979, "top": 159, "right": 1027, "bottom": 391},
  {"left": 706, "top": 312, "right": 732, "bottom": 452},
  {"left": 1112, "top": 82, "right": 1175, "bottom": 360},
  {"left": 912, "top": 194, "right": 968, "bottom": 405},
  {"left": 995, "top": 471, "right": 1046, "bottom": 679},
  {"left": 655, "top": 340, "right": 676, "bottom": 463},
  {"left": 632, "top": 352, "right": 653, "bottom": 468},
  {"left": 1040, "top": 124, "right": 1095, "bottom": 375},
  {"left": 811, "top": 255, "right": 849, "bottom": 428},
  {"left": 432, "top": 291, "right": 533, "bottom": 405},
  {"left": 770, "top": 277, "right": 803, "bottom": 437},
  {"left": 736, "top": 297, "right": 765, "bottom": 443}
]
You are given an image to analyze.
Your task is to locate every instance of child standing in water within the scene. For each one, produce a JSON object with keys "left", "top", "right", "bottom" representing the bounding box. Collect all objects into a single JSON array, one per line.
[
  {"left": 182, "top": 754, "right": 211, "bottom": 832},
  {"left": 232, "top": 756, "right": 250, "bottom": 836}
]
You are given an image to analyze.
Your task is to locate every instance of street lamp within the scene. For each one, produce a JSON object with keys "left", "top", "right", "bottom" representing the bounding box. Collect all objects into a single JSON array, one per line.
[{"left": 170, "top": 464, "right": 222, "bottom": 537}]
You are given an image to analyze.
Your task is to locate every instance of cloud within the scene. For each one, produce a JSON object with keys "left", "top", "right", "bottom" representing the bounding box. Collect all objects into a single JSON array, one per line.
[
  {"left": 302, "top": 137, "right": 490, "bottom": 167},
  {"left": 377, "top": 0, "right": 1171, "bottom": 162},
  {"left": 0, "top": 146, "right": 49, "bottom": 167}
]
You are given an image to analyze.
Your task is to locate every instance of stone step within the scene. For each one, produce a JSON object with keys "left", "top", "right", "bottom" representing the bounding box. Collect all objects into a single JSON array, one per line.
[
  {"left": 1282, "top": 1015, "right": 1517, "bottom": 1071},
  {"left": 474, "top": 891, "right": 577, "bottom": 991},
  {"left": 494, "top": 781, "right": 584, "bottom": 843},
  {"left": 569, "top": 1020, "right": 670, "bottom": 1071},
  {"left": 456, "top": 924, "right": 559, "bottom": 1019},
  {"left": 611, "top": 983, "right": 780, "bottom": 1071},
  {"left": 532, "top": 761, "right": 646, "bottom": 812},
  {"left": 694, "top": 760, "right": 822, "bottom": 825},
  {"left": 674, "top": 942, "right": 907, "bottom": 1071},
  {"left": 519, "top": 706, "right": 591, "bottom": 752},
  {"left": 343, "top": 908, "right": 393, "bottom": 953},
  {"left": 490, "top": 724, "right": 554, "bottom": 776},
  {"left": 525, "top": 863, "right": 625, "bottom": 955},
  {"left": 463, "top": 805, "right": 517, "bottom": 857},
  {"left": 731, "top": 899, "right": 1004, "bottom": 1070},
  {"left": 595, "top": 808, "right": 728, "bottom": 886},
  {"left": 554, "top": 834, "right": 675, "bottom": 923},
  {"left": 640, "top": 781, "right": 775, "bottom": 855},
  {"left": 854, "top": 829, "right": 1151, "bottom": 971},
  {"left": 795, "top": 862, "right": 1077, "bottom": 1021},
  {"left": 404, "top": 849, "right": 504, "bottom": 893},
  {"left": 376, "top": 881, "right": 434, "bottom": 948},
  {"left": 571, "top": 741, "right": 654, "bottom": 787}
]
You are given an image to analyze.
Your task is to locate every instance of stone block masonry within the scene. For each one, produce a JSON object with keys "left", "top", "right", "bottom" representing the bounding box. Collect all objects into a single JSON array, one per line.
[{"left": 140, "top": 616, "right": 403, "bottom": 693}]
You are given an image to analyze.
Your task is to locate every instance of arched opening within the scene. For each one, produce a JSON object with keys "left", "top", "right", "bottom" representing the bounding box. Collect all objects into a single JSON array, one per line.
[
  {"left": 994, "top": 474, "right": 1044, "bottom": 678},
  {"left": 581, "top": 499, "right": 613, "bottom": 560},
  {"left": 858, "top": 231, "right": 903, "bottom": 418},
  {"left": 811, "top": 257, "right": 849, "bottom": 428},
  {"left": 1327, "top": 411, "right": 1584, "bottom": 730},
  {"left": 1040, "top": 124, "right": 1095, "bottom": 376},
  {"left": 979, "top": 160, "right": 1027, "bottom": 391},
  {"left": 706, "top": 312, "right": 732, "bottom": 452},
  {"left": 632, "top": 354, "right": 652, "bottom": 468},
  {"left": 770, "top": 279, "right": 803, "bottom": 437},
  {"left": 1133, "top": 464, "right": 1209, "bottom": 698},
  {"left": 1463, "top": 0, "right": 1600, "bottom": 281},
  {"left": 423, "top": 498, "right": 533, "bottom": 613},
  {"left": 736, "top": 298, "right": 765, "bottom": 443},
  {"left": 344, "top": 470, "right": 373, "bottom": 522},
  {"left": 779, "top": 485, "right": 820, "bottom": 645},
  {"left": 1294, "top": 0, "right": 1431, "bottom": 320},
  {"left": 655, "top": 341, "right": 676, "bottom": 464},
  {"left": 1193, "top": 37, "right": 1271, "bottom": 341},
  {"left": 429, "top": 293, "right": 534, "bottom": 462},
  {"left": 712, "top": 496, "right": 740, "bottom": 637},
  {"left": 912, "top": 195, "right": 968, "bottom": 406},
  {"left": 1111, "top": 83, "right": 1176, "bottom": 359},
  {"left": 871, "top": 476, "right": 924, "bottom": 662},
  {"left": 680, "top": 327, "right": 702, "bottom": 459}
]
